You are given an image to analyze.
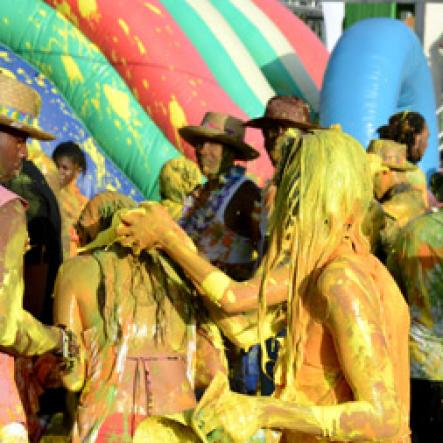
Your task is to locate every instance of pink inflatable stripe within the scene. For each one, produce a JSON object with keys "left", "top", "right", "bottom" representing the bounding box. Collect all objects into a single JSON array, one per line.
[{"left": 253, "top": 0, "right": 328, "bottom": 90}]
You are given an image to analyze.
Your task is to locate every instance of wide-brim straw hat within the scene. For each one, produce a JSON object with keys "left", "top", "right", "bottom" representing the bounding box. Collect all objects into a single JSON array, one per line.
[
  {"left": 179, "top": 112, "right": 259, "bottom": 161},
  {"left": 0, "top": 72, "right": 55, "bottom": 141},
  {"left": 245, "top": 95, "right": 321, "bottom": 130},
  {"left": 367, "top": 139, "right": 415, "bottom": 171}
]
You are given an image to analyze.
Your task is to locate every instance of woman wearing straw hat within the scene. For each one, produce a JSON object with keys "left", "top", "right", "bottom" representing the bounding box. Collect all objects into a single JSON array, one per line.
[{"left": 0, "top": 73, "right": 73, "bottom": 442}]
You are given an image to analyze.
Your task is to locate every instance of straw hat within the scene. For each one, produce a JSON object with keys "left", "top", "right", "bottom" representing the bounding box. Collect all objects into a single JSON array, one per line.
[
  {"left": 0, "top": 72, "right": 55, "bottom": 140},
  {"left": 367, "top": 139, "right": 415, "bottom": 171},
  {"left": 245, "top": 95, "right": 320, "bottom": 130},
  {"left": 179, "top": 112, "right": 259, "bottom": 161}
]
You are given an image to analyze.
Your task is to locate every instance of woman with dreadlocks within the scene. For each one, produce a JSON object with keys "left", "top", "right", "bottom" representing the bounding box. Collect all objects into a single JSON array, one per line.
[
  {"left": 116, "top": 128, "right": 410, "bottom": 442},
  {"left": 377, "top": 111, "right": 430, "bottom": 207}
]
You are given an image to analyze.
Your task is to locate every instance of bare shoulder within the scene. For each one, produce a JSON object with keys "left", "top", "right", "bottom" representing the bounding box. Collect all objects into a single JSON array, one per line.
[
  {"left": 317, "top": 253, "right": 378, "bottom": 310},
  {"left": 55, "top": 255, "right": 100, "bottom": 297}
]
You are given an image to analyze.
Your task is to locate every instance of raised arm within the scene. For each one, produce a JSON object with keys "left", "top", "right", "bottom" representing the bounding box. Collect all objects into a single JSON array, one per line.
[
  {"left": 116, "top": 203, "right": 289, "bottom": 314},
  {"left": 193, "top": 259, "right": 403, "bottom": 442},
  {"left": 0, "top": 199, "right": 60, "bottom": 355}
]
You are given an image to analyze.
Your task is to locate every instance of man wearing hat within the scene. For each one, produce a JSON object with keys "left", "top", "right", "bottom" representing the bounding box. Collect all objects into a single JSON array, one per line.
[
  {"left": 0, "top": 73, "right": 68, "bottom": 442},
  {"left": 245, "top": 96, "right": 317, "bottom": 254},
  {"left": 245, "top": 95, "right": 316, "bottom": 168},
  {"left": 179, "top": 111, "right": 261, "bottom": 282},
  {"left": 243, "top": 96, "right": 317, "bottom": 395},
  {"left": 179, "top": 112, "right": 261, "bottom": 394}
]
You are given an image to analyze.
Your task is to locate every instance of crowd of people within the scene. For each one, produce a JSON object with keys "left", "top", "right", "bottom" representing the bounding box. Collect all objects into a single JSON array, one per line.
[{"left": 0, "top": 71, "right": 442, "bottom": 443}]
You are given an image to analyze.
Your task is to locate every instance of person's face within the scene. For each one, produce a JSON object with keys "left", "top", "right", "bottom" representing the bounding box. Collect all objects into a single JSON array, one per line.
[
  {"left": 196, "top": 141, "right": 230, "bottom": 178},
  {"left": 0, "top": 127, "right": 28, "bottom": 183},
  {"left": 55, "top": 155, "right": 81, "bottom": 188},
  {"left": 262, "top": 126, "right": 286, "bottom": 167},
  {"left": 410, "top": 123, "right": 429, "bottom": 163}
]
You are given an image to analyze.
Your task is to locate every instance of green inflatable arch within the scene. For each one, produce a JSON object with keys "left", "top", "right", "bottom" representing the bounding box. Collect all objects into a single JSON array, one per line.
[{"left": 0, "top": 0, "right": 179, "bottom": 199}]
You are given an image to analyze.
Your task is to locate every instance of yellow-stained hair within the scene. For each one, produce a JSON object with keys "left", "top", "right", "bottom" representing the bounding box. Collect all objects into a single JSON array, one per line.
[{"left": 259, "top": 128, "right": 373, "bottom": 388}]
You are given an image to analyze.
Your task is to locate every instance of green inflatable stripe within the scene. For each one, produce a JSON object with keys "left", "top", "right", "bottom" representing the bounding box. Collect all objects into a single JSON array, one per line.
[
  {"left": 209, "top": 0, "right": 304, "bottom": 98},
  {"left": 160, "top": 0, "right": 264, "bottom": 118},
  {"left": 0, "top": 0, "right": 179, "bottom": 199}
]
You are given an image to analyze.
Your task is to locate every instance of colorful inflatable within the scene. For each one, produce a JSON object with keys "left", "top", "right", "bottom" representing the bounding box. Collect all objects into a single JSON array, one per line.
[
  {"left": 0, "top": 0, "right": 327, "bottom": 195},
  {"left": 320, "top": 18, "right": 439, "bottom": 177},
  {"left": 43, "top": 0, "right": 273, "bottom": 179},
  {"left": 0, "top": 0, "right": 180, "bottom": 199},
  {"left": 0, "top": 45, "right": 143, "bottom": 201}
]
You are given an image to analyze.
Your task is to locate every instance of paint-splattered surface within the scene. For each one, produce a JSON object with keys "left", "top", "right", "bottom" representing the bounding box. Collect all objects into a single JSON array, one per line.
[{"left": 0, "top": 45, "right": 144, "bottom": 201}]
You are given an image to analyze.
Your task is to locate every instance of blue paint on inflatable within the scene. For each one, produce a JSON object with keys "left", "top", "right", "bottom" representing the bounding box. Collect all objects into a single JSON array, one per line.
[
  {"left": 0, "top": 44, "right": 144, "bottom": 201},
  {"left": 320, "top": 18, "right": 438, "bottom": 177}
]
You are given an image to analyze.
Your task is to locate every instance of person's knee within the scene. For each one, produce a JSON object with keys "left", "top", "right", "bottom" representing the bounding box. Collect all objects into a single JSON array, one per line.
[{"left": 0, "top": 422, "right": 28, "bottom": 442}]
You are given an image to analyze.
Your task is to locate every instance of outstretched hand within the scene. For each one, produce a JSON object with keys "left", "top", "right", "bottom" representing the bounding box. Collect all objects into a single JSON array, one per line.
[
  {"left": 192, "top": 372, "right": 262, "bottom": 443},
  {"left": 116, "top": 202, "right": 195, "bottom": 254}
]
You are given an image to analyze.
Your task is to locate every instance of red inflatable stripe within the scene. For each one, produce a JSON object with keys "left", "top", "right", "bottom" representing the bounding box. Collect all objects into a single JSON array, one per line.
[{"left": 45, "top": 0, "right": 273, "bottom": 183}]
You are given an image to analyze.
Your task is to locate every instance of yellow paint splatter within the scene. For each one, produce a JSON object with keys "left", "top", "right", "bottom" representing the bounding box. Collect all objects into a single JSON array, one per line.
[
  {"left": 201, "top": 271, "right": 231, "bottom": 305},
  {"left": 91, "top": 98, "right": 100, "bottom": 110},
  {"left": 142, "top": 79, "right": 149, "bottom": 89},
  {"left": 118, "top": 18, "right": 130, "bottom": 36},
  {"left": 0, "top": 69, "right": 15, "bottom": 79},
  {"left": 82, "top": 137, "right": 106, "bottom": 187},
  {"left": 78, "top": 0, "right": 98, "bottom": 19},
  {"left": 134, "top": 36, "right": 146, "bottom": 55},
  {"left": 226, "top": 290, "right": 236, "bottom": 304},
  {"left": 2, "top": 17, "right": 9, "bottom": 25},
  {"left": 144, "top": 3, "right": 162, "bottom": 15},
  {"left": 61, "top": 55, "right": 84, "bottom": 83},
  {"left": 55, "top": 2, "right": 79, "bottom": 27},
  {"left": 103, "top": 84, "right": 131, "bottom": 121},
  {"left": 35, "top": 76, "right": 45, "bottom": 87}
]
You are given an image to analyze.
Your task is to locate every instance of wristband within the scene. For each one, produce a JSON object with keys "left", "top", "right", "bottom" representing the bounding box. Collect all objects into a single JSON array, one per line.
[{"left": 56, "top": 324, "right": 78, "bottom": 371}]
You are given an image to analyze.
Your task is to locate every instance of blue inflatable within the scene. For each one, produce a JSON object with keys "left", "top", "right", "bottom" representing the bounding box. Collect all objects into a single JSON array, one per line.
[{"left": 320, "top": 18, "right": 438, "bottom": 178}]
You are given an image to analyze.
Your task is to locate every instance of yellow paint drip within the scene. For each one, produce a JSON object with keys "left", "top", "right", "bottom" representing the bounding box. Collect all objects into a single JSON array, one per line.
[
  {"left": 118, "top": 18, "right": 130, "bottom": 36},
  {"left": 142, "top": 79, "right": 149, "bottom": 89},
  {"left": 61, "top": 55, "right": 84, "bottom": 83},
  {"left": 78, "top": 0, "right": 98, "bottom": 19},
  {"left": 201, "top": 271, "right": 230, "bottom": 305},
  {"left": 134, "top": 36, "right": 146, "bottom": 55},
  {"left": 169, "top": 95, "right": 187, "bottom": 151},
  {"left": 103, "top": 84, "right": 131, "bottom": 121},
  {"left": 144, "top": 2, "right": 162, "bottom": 15},
  {"left": 226, "top": 290, "right": 236, "bottom": 304}
]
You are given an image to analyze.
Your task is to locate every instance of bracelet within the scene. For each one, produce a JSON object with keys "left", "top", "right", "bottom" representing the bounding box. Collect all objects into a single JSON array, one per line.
[{"left": 56, "top": 324, "right": 78, "bottom": 371}]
